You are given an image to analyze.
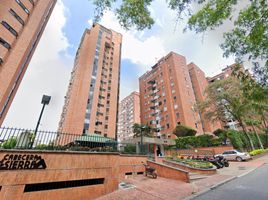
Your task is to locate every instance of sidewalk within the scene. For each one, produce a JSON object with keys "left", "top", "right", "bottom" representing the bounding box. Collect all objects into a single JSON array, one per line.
[{"left": 96, "top": 154, "right": 268, "bottom": 200}]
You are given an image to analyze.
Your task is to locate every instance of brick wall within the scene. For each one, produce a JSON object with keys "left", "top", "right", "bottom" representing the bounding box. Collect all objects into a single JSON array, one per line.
[
  {"left": 0, "top": 150, "right": 147, "bottom": 200},
  {"left": 147, "top": 160, "right": 189, "bottom": 183}
]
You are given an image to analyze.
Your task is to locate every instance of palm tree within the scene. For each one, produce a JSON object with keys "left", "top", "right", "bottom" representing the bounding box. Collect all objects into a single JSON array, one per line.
[
  {"left": 132, "top": 123, "right": 154, "bottom": 154},
  {"left": 132, "top": 123, "right": 154, "bottom": 138}
]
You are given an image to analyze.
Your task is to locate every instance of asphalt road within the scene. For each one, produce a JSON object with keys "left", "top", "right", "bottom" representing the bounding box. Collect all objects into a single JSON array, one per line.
[{"left": 193, "top": 163, "right": 268, "bottom": 200}]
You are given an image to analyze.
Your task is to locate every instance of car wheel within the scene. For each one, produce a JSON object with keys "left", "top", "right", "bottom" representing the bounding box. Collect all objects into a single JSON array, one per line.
[{"left": 236, "top": 156, "right": 243, "bottom": 162}]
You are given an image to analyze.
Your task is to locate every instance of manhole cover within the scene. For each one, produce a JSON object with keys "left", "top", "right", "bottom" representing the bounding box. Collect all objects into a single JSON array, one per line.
[{"left": 119, "top": 182, "right": 136, "bottom": 190}]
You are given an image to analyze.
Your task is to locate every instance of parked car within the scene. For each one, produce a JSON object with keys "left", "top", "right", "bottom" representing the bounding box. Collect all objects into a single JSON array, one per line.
[{"left": 216, "top": 150, "right": 251, "bottom": 162}]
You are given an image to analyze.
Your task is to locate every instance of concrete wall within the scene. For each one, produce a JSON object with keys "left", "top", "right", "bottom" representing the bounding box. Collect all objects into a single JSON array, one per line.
[
  {"left": 0, "top": 150, "right": 146, "bottom": 200},
  {"left": 147, "top": 160, "right": 189, "bottom": 183}
]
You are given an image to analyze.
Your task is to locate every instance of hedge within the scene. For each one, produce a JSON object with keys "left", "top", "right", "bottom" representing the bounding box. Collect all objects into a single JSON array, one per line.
[
  {"left": 227, "top": 130, "right": 267, "bottom": 151},
  {"left": 174, "top": 130, "right": 267, "bottom": 150},
  {"left": 175, "top": 134, "right": 217, "bottom": 149}
]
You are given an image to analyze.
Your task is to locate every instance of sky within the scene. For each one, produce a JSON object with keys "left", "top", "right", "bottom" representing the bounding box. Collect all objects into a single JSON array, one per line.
[{"left": 3, "top": 0, "right": 236, "bottom": 131}]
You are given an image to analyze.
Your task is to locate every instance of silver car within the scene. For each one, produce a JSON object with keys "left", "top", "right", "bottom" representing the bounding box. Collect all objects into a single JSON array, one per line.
[{"left": 217, "top": 150, "right": 251, "bottom": 162}]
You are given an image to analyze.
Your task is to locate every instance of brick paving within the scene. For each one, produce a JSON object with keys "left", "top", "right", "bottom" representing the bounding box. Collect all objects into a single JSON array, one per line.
[{"left": 96, "top": 155, "right": 268, "bottom": 200}]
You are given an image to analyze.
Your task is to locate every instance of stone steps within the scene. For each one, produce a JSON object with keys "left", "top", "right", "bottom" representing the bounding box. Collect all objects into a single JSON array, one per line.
[{"left": 189, "top": 173, "right": 210, "bottom": 182}]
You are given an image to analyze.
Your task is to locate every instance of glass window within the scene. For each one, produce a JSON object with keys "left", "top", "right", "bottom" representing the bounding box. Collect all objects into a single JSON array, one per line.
[
  {"left": 0, "top": 37, "right": 11, "bottom": 49},
  {"left": 9, "top": 9, "right": 24, "bottom": 25},
  {"left": 15, "top": 0, "right": 30, "bottom": 15},
  {"left": 1, "top": 21, "right": 18, "bottom": 37},
  {"left": 28, "top": 0, "right": 34, "bottom": 6}
]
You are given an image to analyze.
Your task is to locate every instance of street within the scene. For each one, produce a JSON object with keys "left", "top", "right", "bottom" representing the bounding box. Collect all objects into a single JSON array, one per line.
[{"left": 193, "top": 163, "right": 268, "bottom": 200}]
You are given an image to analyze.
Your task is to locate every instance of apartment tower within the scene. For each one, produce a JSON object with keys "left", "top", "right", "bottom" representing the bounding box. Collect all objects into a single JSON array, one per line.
[
  {"left": 0, "top": 0, "right": 57, "bottom": 126},
  {"left": 58, "top": 24, "right": 122, "bottom": 139},
  {"left": 118, "top": 91, "right": 141, "bottom": 141},
  {"left": 188, "top": 62, "right": 222, "bottom": 132},
  {"left": 139, "top": 52, "right": 203, "bottom": 139}
]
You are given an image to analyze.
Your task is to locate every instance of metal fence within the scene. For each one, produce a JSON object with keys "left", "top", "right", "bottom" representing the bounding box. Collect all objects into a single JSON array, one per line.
[{"left": 0, "top": 127, "right": 147, "bottom": 155}]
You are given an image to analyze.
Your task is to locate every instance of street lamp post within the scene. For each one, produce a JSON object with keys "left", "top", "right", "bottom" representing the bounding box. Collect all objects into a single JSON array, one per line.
[{"left": 32, "top": 95, "right": 51, "bottom": 147}]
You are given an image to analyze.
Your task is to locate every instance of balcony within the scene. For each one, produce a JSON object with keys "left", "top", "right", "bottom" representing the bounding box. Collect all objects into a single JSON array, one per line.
[
  {"left": 150, "top": 106, "right": 156, "bottom": 110},
  {"left": 148, "top": 80, "right": 156, "bottom": 85}
]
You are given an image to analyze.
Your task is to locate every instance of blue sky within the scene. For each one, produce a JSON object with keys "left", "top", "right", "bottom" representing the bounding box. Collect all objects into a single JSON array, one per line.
[{"left": 3, "top": 0, "right": 235, "bottom": 131}]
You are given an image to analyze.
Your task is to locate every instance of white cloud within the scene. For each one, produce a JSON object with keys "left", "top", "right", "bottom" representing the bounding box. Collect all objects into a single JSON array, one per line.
[
  {"left": 99, "top": 0, "right": 235, "bottom": 77},
  {"left": 87, "top": 19, "right": 93, "bottom": 27},
  {"left": 3, "top": 0, "right": 72, "bottom": 131},
  {"left": 97, "top": 0, "right": 235, "bottom": 100},
  {"left": 100, "top": 11, "right": 166, "bottom": 68}
]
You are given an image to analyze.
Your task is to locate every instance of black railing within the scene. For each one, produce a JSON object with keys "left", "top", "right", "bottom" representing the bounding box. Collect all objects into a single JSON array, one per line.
[{"left": 0, "top": 127, "right": 147, "bottom": 155}]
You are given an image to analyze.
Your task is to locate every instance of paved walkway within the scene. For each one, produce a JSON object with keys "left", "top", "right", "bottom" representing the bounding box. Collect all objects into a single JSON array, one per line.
[{"left": 96, "top": 154, "right": 268, "bottom": 200}]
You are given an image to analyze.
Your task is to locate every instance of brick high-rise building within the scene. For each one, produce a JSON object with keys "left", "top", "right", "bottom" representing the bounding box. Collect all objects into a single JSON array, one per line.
[
  {"left": 58, "top": 24, "right": 122, "bottom": 139},
  {"left": 118, "top": 91, "right": 141, "bottom": 141},
  {"left": 139, "top": 52, "right": 203, "bottom": 139},
  {"left": 0, "top": 0, "right": 57, "bottom": 126},
  {"left": 188, "top": 62, "right": 222, "bottom": 132},
  {"left": 207, "top": 64, "right": 237, "bottom": 83}
]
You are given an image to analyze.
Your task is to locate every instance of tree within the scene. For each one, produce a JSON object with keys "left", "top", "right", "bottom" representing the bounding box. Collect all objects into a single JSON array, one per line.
[
  {"left": 91, "top": 0, "right": 268, "bottom": 85},
  {"left": 244, "top": 119, "right": 264, "bottom": 149},
  {"left": 213, "top": 129, "right": 228, "bottom": 145},
  {"left": 198, "top": 77, "right": 256, "bottom": 150},
  {"left": 132, "top": 123, "right": 154, "bottom": 138},
  {"left": 173, "top": 125, "right": 197, "bottom": 138},
  {"left": 232, "top": 67, "right": 268, "bottom": 145}
]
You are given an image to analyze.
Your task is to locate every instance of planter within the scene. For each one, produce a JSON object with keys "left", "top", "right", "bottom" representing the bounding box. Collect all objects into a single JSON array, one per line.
[{"left": 163, "top": 159, "right": 217, "bottom": 175}]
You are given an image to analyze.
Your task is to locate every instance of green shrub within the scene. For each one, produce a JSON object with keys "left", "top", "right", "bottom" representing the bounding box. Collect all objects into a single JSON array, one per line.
[
  {"left": 250, "top": 148, "right": 268, "bottom": 156},
  {"left": 123, "top": 145, "right": 136, "bottom": 154},
  {"left": 175, "top": 134, "right": 219, "bottom": 149},
  {"left": 227, "top": 130, "right": 246, "bottom": 151},
  {"left": 2, "top": 137, "right": 17, "bottom": 149},
  {"left": 173, "top": 158, "right": 213, "bottom": 169},
  {"left": 227, "top": 130, "right": 268, "bottom": 151},
  {"left": 35, "top": 144, "right": 49, "bottom": 150},
  {"left": 173, "top": 125, "right": 197, "bottom": 137}
]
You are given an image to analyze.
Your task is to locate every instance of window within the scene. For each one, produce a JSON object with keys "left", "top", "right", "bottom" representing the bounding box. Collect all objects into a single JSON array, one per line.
[
  {"left": 16, "top": 0, "right": 30, "bottom": 15},
  {"left": 176, "top": 113, "right": 180, "bottom": 119},
  {"left": 0, "top": 37, "right": 11, "bottom": 49},
  {"left": 0, "top": 58, "right": 3, "bottom": 65},
  {"left": 28, "top": 0, "right": 34, "bottom": 6},
  {"left": 105, "top": 116, "right": 109, "bottom": 120},
  {"left": 105, "top": 125, "right": 108, "bottom": 129},
  {"left": 1, "top": 21, "right": 18, "bottom": 37},
  {"left": 9, "top": 9, "right": 24, "bottom": 25},
  {"left": 166, "top": 123, "right": 170, "bottom": 129},
  {"left": 97, "top": 103, "right": 104, "bottom": 107}
]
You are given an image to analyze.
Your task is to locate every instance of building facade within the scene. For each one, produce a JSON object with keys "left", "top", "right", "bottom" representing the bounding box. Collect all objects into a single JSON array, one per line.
[
  {"left": 139, "top": 52, "right": 203, "bottom": 139},
  {"left": 188, "top": 62, "right": 222, "bottom": 132},
  {"left": 58, "top": 24, "right": 122, "bottom": 139},
  {"left": 118, "top": 91, "right": 141, "bottom": 141},
  {"left": 0, "top": 0, "right": 57, "bottom": 126}
]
